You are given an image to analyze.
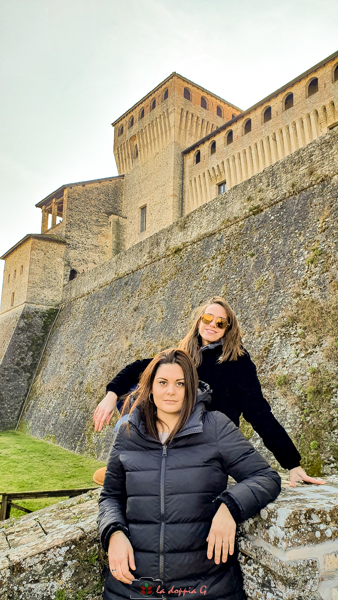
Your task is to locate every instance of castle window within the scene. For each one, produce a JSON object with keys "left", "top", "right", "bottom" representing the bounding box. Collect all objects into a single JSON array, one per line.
[
  {"left": 226, "top": 130, "right": 233, "bottom": 145},
  {"left": 201, "top": 96, "right": 208, "bottom": 109},
  {"left": 128, "top": 116, "right": 134, "bottom": 129},
  {"left": 308, "top": 78, "right": 318, "bottom": 97},
  {"left": 218, "top": 181, "right": 227, "bottom": 194},
  {"left": 163, "top": 88, "right": 169, "bottom": 100},
  {"left": 11, "top": 292, "right": 15, "bottom": 307},
  {"left": 20, "top": 265, "right": 23, "bottom": 275},
  {"left": 69, "top": 269, "right": 78, "bottom": 281},
  {"left": 210, "top": 141, "right": 216, "bottom": 155},
  {"left": 244, "top": 119, "right": 252, "bottom": 135},
  {"left": 13, "top": 270, "right": 16, "bottom": 279},
  {"left": 284, "top": 93, "right": 294, "bottom": 110},
  {"left": 334, "top": 64, "right": 338, "bottom": 82},
  {"left": 184, "top": 88, "right": 191, "bottom": 101},
  {"left": 263, "top": 106, "right": 272, "bottom": 123},
  {"left": 7, "top": 274, "right": 10, "bottom": 283},
  {"left": 151, "top": 98, "right": 156, "bottom": 110},
  {"left": 195, "top": 150, "right": 201, "bottom": 164},
  {"left": 118, "top": 125, "right": 124, "bottom": 136},
  {"left": 140, "top": 205, "right": 147, "bottom": 232},
  {"left": 217, "top": 106, "right": 223, "bottom": 118},
  {"left": 139, "top": 108, "right": 145, "bottom": 120},
  {"left": 134, "top": 144, "right": 138, "bottom": 159}
]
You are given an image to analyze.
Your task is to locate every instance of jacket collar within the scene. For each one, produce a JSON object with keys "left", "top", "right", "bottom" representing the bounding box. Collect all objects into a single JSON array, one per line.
[
  {"left": 200, "top": 339, "right": 223, "bottom": 353},
  {"left": 128, "top": 381, "right": 211, "bottom": 442}
]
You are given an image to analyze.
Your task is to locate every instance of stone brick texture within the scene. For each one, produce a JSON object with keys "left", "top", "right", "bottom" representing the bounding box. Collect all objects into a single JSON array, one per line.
[
  {"left": 113, "top": 74, "right": 241, "bottom": 248},
  {"left": 20, "top": 130, "right": 338, "bottom": 476},
  {"left": 61, "top": 178, "right": 124, "bottom": 283},
  {"left": 0, "top": 305, "right": 59, "bottom": 430},
  {"left": 184, "top": 55, "right": 338, "bottom": 213}
]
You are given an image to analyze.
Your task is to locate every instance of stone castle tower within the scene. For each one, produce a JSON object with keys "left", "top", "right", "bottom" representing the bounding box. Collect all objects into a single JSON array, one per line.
[{"left": 0, "top": 51, "right": 337, "bottom": 430}]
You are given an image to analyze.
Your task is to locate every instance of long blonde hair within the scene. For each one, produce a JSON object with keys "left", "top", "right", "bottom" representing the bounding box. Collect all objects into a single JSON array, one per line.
[{"left": 178, "top": 296, "right": 244, "bottom": 366}]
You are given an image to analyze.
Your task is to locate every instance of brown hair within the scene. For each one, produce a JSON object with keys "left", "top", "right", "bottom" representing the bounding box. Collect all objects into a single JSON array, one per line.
[
  {"left": 178, "top": 296, "right": 244, "bottom": 366},
  {"left": 122, "top": 349, "right": 198, "bottom": 443}
]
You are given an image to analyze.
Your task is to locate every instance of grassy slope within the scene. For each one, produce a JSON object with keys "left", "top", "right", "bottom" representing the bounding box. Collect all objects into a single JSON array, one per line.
[{"left": 0, "top": 431, "right": 105, "bottom": 517}]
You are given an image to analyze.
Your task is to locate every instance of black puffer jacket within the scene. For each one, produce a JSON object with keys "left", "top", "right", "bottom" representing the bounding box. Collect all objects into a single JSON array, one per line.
[
  {"left": 106, "top": 343, "right": 301, "bottom": 470},
  {"left": 98, "top": 385, "right": 281, "bottom": 600}
]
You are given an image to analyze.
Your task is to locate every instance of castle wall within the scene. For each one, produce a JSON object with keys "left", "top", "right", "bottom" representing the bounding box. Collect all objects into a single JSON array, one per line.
[
  {"left": 0, "top": 304, "right": 59, "bottom": 430},
  {"left": 0, "top": 240, "right": 31, "bottom": 314},
  {"left": 61, "top": 177, "right": 124, "bottom": 281},
  {"left": 20, "top": 131, "right": 338, "bottom": 475},
  {"left": 114, "top": 74, "right": 241, "bottom": 247},
  {"left": 183, "top": 54, "right": 338, "bottom": 212}
]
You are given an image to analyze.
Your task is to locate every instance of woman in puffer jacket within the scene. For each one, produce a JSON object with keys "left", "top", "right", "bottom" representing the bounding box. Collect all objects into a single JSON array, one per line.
[
  {"left": 97, "top": 348, "right": 281, "bottom": 600},
  {"left": 94, "top": 296, "right": 324, "bottom": 487}
]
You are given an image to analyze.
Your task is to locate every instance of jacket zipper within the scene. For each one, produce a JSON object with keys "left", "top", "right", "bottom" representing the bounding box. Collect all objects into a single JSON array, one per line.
[{"left": 159, "top": 444, "right": 167, "bottom": 588}]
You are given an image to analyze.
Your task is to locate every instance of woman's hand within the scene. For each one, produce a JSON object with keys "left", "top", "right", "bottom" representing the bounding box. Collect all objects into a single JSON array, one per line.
[
  {"left": 206, "top": 503, "right": 236, "bottom": 564},
  {"left": 108, "top": 530, "right": 136, "bottom": 584},
  {"left": 93, "top": 392, "right": 117, "bottom": 432},
  {"left": 289, "top": 466, "right": 325, "bottom": 487}
]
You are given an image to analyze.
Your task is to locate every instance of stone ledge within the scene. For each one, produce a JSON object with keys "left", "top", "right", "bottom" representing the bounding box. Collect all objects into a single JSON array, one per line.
[{"left": 1, "top": 481, "right": 338, "bottom": 599}]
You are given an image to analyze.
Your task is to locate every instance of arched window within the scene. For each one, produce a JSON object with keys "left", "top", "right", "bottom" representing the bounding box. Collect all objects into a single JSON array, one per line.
[
  {"left": 151, "top": 98, "right": 156, "bottom": 110},
  {"left": 217, "top": 105, "right": 223, "bottom": 117},
  {"left": 284, "top": 93, "right": 294, "bottom": 110},
  {"left": 201, "top": 96, "right": 208, "bottom": 109},
  {"left": 334, "top": 64, "right": 338, "bottom": 82},
  {"left": 134, "top": 144, "right": 138, "bottom": 159},
  {"left": 11, "top": 292, "right": 15, "bottom": 307},
  {"left": 232, "top": 114, "right": 235, "bottom": 119},
  {"left": 14, "top": 270, "right": 16, "bottom": 279},
  {"left": 163, "top": 88, "right": 169, "bottom": 100},
  {"left": 128, "top": 116, "right": 134, "bottom": 129},
  {"left": 139, "top": 108, "right": 145, "bottom": 120},
  {"left": 210, "top": 141, "right": 216, "bottom": 155},
  {"left": 20, "top": 265, "right": 23, "bottom": 275},
  {"left": 184, "top": 88, "right": 191, "bottom": 101},
  {"left": 244, "top": 119, "right": 251, "bottom": 135},
  {"left": 195, "top": 150, "right": 200, "bottom": 164},
  {"left": 69, "top": 269, "right": 78, "bottom": 281},
  {"left": 226, "top": 130, "right": 233, "bottom": 145},
  {"left": 308, "top": 78, "right": 318, "bottom": 97},
  {"left": 263, "top": 106, "right": 272, "bottom": 123},
  {"left": 118, "top": 125, "right": 124, "bottom": 136},
  {"left": 7, "top": 274, "right": 10, "bottom": 283}
]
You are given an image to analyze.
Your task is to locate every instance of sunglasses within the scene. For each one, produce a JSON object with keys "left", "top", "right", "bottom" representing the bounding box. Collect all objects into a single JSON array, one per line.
[{"left": 200, "top": 314, "right": 229, "bottom": 329}]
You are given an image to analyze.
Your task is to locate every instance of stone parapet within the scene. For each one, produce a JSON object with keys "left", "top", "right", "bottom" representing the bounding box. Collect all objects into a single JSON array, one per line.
[{"left": 1, "top": 481, "right": 338, "bottom": 599}]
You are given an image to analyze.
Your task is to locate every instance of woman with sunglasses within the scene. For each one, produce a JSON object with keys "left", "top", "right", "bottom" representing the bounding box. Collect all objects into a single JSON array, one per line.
[
  {"left": 94, "top": 296, "right": 324, "bottom": 488},
  {"left": 98, "top": 348, "right": 281, "bottom": 600}
]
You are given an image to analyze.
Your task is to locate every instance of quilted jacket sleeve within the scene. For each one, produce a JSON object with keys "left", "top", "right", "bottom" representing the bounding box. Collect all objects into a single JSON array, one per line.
[
  {"left": 106, "top": 358, "right": 152, "bottom": 397},
  {"left": 214, "top": 412, "right": 281, "bottom": 522},
  {"left": 97, "top": 433, "right": 129, "bottom": 551}
]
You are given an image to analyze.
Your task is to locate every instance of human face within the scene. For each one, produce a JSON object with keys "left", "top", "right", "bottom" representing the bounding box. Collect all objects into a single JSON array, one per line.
[
  {"left": 152, "top": 363, "right": 185, "bottom": 424},
  {"left": 198, "top": 303, "right": 228, "bottom": 347}
]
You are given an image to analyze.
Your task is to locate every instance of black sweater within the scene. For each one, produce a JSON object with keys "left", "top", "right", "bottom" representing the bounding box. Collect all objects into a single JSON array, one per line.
[{"left": 106, "top": 344, "right": 301, "bottom": 470}]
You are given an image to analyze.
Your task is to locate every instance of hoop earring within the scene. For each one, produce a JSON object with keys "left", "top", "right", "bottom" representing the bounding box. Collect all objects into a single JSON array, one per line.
[{"left": 149, "top": 392, "right": 154, "bottom": 403}]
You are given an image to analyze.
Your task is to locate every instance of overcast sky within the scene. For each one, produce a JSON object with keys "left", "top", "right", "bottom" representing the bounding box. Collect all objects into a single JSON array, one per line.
[{"left": 1, "top": 0, "right": 337, "bottom": 292}]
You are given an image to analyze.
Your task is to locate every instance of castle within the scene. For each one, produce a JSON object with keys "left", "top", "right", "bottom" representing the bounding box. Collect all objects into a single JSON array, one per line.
[{"left": 0, "top": 50, "right": 337, "bottom": 434}]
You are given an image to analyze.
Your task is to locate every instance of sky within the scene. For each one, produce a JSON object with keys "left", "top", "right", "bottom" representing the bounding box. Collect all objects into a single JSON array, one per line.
[{"left": 0, "top": 0, "right": 337, "bottom": 291}]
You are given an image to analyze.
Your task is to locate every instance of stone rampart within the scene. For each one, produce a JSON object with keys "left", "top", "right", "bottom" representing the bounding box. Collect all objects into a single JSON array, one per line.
[
  {"left": 2, "top": 480, "right": 338, "bottom": 599},
  {"left": 21, "top": 130, "right": 338, "bottom": 474}
]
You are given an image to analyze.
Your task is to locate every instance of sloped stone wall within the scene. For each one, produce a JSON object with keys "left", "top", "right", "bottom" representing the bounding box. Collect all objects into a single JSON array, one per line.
[
  {"left": 21, "top": 130, "right": 338, "bottom": 472},
  {"left": 2, "top": 480, "right": 338, "bottom": 599}
]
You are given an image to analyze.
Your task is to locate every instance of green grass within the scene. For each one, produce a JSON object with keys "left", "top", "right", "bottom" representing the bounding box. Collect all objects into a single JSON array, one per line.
[{"left": 0, "top": 431, "right": 105, "bottom": 518}]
